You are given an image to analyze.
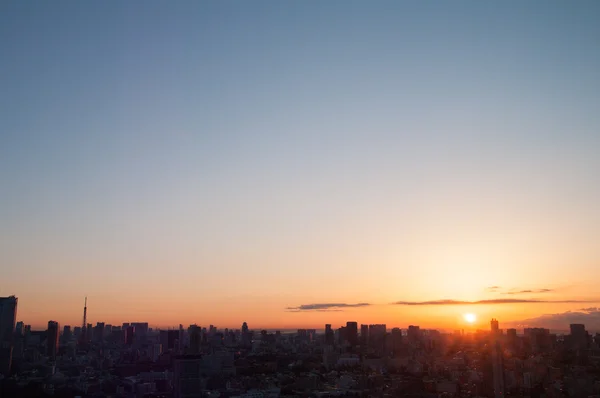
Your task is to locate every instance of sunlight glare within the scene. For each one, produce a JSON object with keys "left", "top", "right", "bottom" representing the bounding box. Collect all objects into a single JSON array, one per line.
[{"left": 463, "top": 313, "right": 477, "bottom": 324}]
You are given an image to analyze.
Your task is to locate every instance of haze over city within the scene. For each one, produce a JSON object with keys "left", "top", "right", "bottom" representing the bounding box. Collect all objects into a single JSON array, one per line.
[{"left": 2, "top": 0, "right": 600, "bottom": 332}]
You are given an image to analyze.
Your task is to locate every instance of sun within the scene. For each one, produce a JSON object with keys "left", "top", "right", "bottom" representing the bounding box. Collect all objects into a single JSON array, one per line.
[{"left": 463, "top": 313, "right": 477, "bottom": 324}]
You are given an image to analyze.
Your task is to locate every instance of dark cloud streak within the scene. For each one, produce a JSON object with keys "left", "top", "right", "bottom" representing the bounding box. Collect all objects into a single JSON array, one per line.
[
  {"left": 393, "top": 299, "right": 589, "bottom": 306},
  {"left": 286, "top": 303, "right": 371, "bottom": 312},
  {"left": 503, "top": 288, "right": 554, "bottom": 295}
]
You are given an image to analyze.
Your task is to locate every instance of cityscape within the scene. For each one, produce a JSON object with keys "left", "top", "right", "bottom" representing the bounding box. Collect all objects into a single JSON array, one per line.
[
  {"left": 2, "top": 295, "right": 600, "bottom": 397},
  {"left": 2, "top": 0, "right": 600, "bottom": 397}
]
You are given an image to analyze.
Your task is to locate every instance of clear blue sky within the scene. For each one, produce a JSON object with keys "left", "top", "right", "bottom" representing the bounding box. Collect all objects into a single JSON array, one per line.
[{"left": 1, "top": 1, "right": 599, "bottom": 328}]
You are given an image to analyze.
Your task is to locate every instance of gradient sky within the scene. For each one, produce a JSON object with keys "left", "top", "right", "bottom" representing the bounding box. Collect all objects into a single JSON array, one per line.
[{"left": 1, "top": 1, "right": 600, "bottom": 331}]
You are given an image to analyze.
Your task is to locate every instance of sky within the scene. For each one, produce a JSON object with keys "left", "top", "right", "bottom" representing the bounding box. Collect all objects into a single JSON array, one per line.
[{"left": 1, "top": 1, "right": 600, "bottom": 331}]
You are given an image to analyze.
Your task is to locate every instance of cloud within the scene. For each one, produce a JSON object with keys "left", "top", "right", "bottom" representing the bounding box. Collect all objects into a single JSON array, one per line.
[
  {"left": 286, "top": 303, "right": 371, "bottom": 312},
  {"left": 486, "top": 286, "right": 501, "bottom": 292},
  {"left": 513, "top": 308, "right": 600, "bottom": 330},
  {"left": 504, "top": 288, "right": 554, "bottom": 295},
  {"left": 392, "top": 299, "right": 589, "bottom": 306}
]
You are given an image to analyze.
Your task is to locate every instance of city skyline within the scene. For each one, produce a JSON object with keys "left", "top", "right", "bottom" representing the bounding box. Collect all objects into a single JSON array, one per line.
[
  {"left": 2, "top": 1, "right": 600, "bottom": 330},
  {"left": 7, "top": 294, "right": 600, "bottom": 333}
]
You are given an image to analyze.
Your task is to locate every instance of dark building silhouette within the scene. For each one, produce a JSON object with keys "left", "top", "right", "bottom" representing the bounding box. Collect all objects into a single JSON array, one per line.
[
  {"left": 62, "top": 325, "right": 72, "bottom": 342},
  {"left": 360, "top": 324, "right": 369, "bottom": 347},
  {"left": 173, "top": 355, "right": 203, "bottom": 398},
  {"left": 160, "top": 330, "right": 180, "bottom": 351},
  {"left": 391, "top": 327, "right": 402, "bottom": 354},
  {"left": 491, "top": 318, "right": 505, "bottom": 398},
  {"left": 570, "top": 323, "right": 588, "bottom": 350},
  {"left": 325, "top": 324, "right": 334, "bottom": 345},
  {"left": 189, "top": 324, "right": 201, "bottom": 354},
  {"left": 47, "top": 320, "right": 60, "bottom": 361},
  {"left": 93, "top": 322, "right": 105, "bottom": 342},
  {"left": 0, "top": 296, "right": 17, "bottom": 376},
  {"left": 346, "top": 321, "right": 358, "bottom": 346},
  {"left": 125, "top": 326, "right": 135, "bottom": 346}
]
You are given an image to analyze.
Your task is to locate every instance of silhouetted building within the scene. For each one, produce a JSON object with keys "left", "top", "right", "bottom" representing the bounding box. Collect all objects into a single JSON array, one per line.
[
  {"left": 570, "top": 323, "right": 588, "bottom": 350},
  {"left": 491, "top": 319, "right": 505, "bottom": 398},
  {"left": 391, "top": 327, "right": 402, "bottom": 354},
  {"left": 93, "top": 322, "right": 105, "bottom": 342},
  {"left": 15, "top": 321, "right": 24, "bottom": 337},
  {"left": 360, "top": 324, "right": 368, "bottom": 346},
  {"left": 131, "top": 322, "right": 149, "bottom": 340},
  {"left": 0, "top": 296, "right": 17, "bottom": 376},
  {"left": 325, "top": 324, "right": 334, "bottom": 345},
  {"left": 189, "top": 325, "right": 201, "bottom": 354},
  {"left": 47, "top": 320, "right": 60, "bottom": 361},
  {"left": 346, "top": 321, "right": 358, "bottom": 346},
  {"left": 160, "top": 330, "right": 180, "bottom": 351},
  {"left": 62, "top": 325, "right": 72, "bottom": 342},
  {"left": 125, "top": 326, "right": 135, "bottom": 346},
  {"left": 407, "top": 325, "right": 421, "bottom": 343},
  {"left": 173, "top": 355, "right": 203, "bottom": 398}
]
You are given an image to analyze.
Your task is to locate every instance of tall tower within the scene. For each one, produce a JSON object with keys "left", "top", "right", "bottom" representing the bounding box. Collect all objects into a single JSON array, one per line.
[
  {"left": 80, "top": 297, "right": 87, "bottom": 344},
  {"left": 491, "top": 318, "right": 505, "bottom": 398}
]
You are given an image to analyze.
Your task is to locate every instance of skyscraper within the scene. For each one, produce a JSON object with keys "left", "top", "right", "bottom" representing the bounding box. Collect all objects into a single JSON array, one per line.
[
  {"left": 125, "top": 326, "right": 135, "bottom": 346},
  {"left": 360, "top": 324, "right": 369, "bottom": 347},
  {"left": 0, "top": 296, "right": 17, "bottom": 376},
  {"left": 325, "top": 324, "right": 334, "bottom": 345},
  {"left": 47, "top": 320, "right": 60, "bottom": 361},
  {"left": 491, "top": 319, "right": 505, "bottom": 398},
  {"left": 346, "top": 321, "right": 358, "bottom": 346}
]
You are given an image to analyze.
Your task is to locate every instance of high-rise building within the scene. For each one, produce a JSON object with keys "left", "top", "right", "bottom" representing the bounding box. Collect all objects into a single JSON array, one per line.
[
  {"left": 131, "top": 322, "right": 149, "bottom": 341},
  {"left": 47, "top": 321, "right": 60, "bottom": 361},
  {"left": 15, "top": 321, "right": 24, "bottom": 337},
  {"left": 160, "top": 330, "right": 180, "bottom": 351},
  {"left": 570, "top": 323, "right": 588, "bottom": 350},
  {"left": 407, "top": 325, "right": 421, "bottom": 343},
  {"left": 325, "top": 324, "right": 334, "bottom": 345},
  {"left": 391, "top": 327, "right": 402, "bottom": 354},
  {"left": 173, "top": 355, "right": 203, "bottom": 398},
  {"left": 491, "top": 319, "right": 505, "bottom": 398},
  {"left": 360, "top": 324, "right": 369, "bottom": 346},
  {"left": 125, "top": 326, "right": 135, "bottom": 346},
  {"left": 62, "top": 325, "right": 72, "bottom": 342},
  {"left": 93, "top": 322, "right": 105, "bottom": 342},
  {"left": 189, "top": 325, "right": 201, "bottom": 354},
  {"left": 0, "top": 296, "right": 17, "bottom": 376},
  {"left": 490, "top": 318, "right": 499, "bottom": 334},
  {"left": 346, "top": 321, "right": 358, "bottom": 346}
]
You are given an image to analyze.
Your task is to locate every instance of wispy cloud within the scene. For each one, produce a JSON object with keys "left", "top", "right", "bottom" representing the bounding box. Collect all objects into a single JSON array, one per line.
[
  {"left": 392, "top": 299, "right": 589, "bottom": 306},
  {"left": 486, "top": 286, "right": 501, "bottom": 292},
  {"left": 503, "top": 288, "right": 554, "bottom": 295},
  {"left": 286, "top": 303, "right": 371, "bottom": 312}
]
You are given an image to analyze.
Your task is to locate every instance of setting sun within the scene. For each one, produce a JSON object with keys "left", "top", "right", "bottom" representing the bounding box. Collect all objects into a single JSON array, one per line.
[{"left": 463, "top": 313, "right": 477, "bottom": 324}]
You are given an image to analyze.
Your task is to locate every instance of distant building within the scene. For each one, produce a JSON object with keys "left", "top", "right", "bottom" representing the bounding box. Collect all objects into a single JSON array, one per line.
[
  {"left": 490, "top": 319, "right": 505, "bottom": 398},
  {"left": 173, "top": 355, "right": 203, "bottom": 398},
  {"left": 160, "top": 330, "right": 180, "bottom": 351},
  {"left": 15, "top": 321, "right": 24, "bottom": 337},
  {"left": 360, "top": 324, "right": 369, "bottom": 346},
  {"left": 189, "top": 325, "right": 201, "bottom": 354},
  {"left": 93, "top": 322, "right": 105, "bottom": 342},
  {"left": 325, "top": 324, "right": 334, "bottom": 345},
  {"left": 62, "top": 325, "right": 72, "bottom": 342},
  {"left": 570, "top": 323, "right": 588, "bottom": 350},
  {"left": 346, "top": 321, "right": 358, "bottom": 346},
  {"left": 0, "top": 296, "right": 18, "bottom": 376},
  {"left": 125, "top": 326, "right": 135, "bottom": 346},
  {"left": 47, "top": 320, "right": 60, "bottom": 361},
  {"left": 391, "top": 327, "right": 402, "bottom": 353}
]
